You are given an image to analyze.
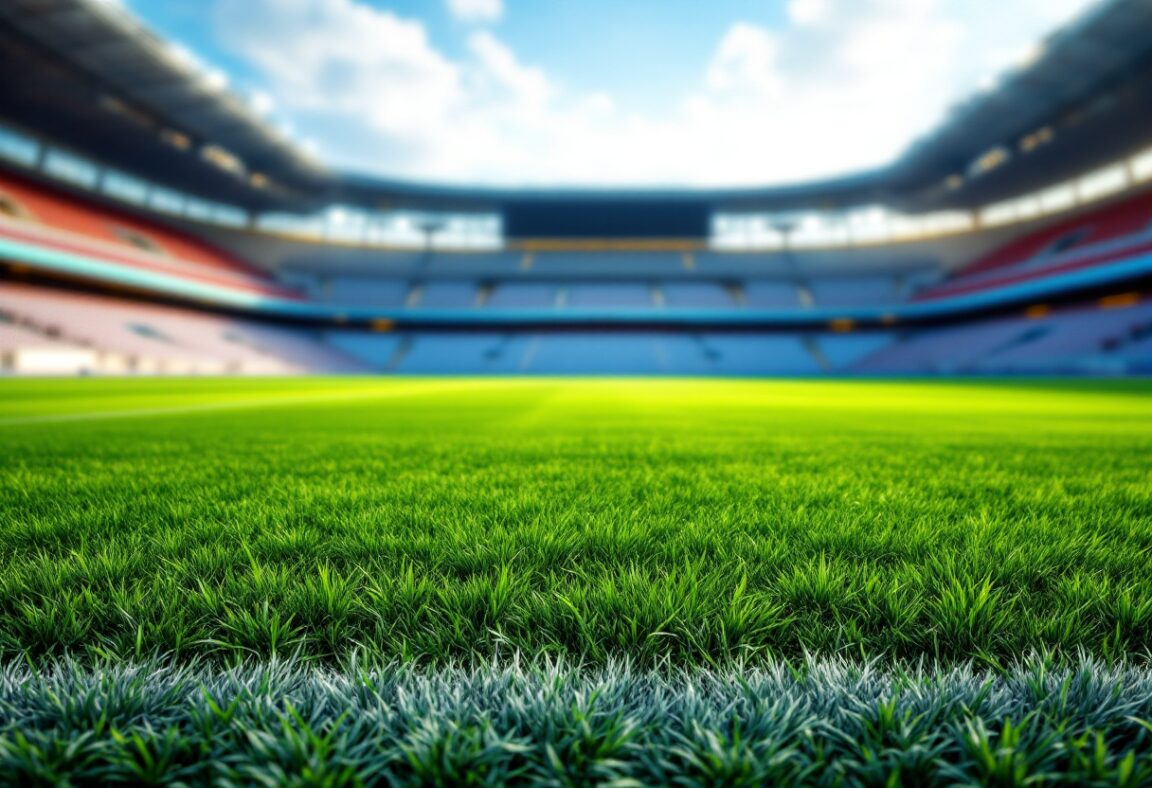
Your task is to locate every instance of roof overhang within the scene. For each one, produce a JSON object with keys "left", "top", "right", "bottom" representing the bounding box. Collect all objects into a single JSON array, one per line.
[{"left": 0, "top": 0, "right": 1150, "bottom": 216}]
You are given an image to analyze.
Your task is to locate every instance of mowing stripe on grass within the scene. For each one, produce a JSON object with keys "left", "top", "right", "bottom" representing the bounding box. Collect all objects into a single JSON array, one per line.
[{"left": 0, "top": 380, "right": 483, "bottom": 426}]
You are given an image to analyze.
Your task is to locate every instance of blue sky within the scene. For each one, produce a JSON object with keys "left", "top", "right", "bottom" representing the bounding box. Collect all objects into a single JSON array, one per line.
[{"left": 112, "top": 0, "right": 1097, "bottom": 187}]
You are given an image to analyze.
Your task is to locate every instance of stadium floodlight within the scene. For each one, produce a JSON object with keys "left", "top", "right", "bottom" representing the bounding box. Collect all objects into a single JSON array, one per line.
[
  {"left": 248, "top": 91, "right": 275, "bottom": 116},
  {"left": 202, "top": 69, "right": 228, "bottom": 92},
  {"left": 1013, "top": 43, "right": 1045, "bottom": 70},
  {"left": 417, "top": 217, "right": 447, "bottom": 247},
  {"left": 771, "top": 217, "right": 799, "bottom": 248}
]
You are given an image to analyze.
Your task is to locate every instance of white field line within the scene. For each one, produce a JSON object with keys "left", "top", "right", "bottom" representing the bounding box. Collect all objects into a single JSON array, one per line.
[{"left": 0, "top": 381, "right": 482, "bottom": 427}]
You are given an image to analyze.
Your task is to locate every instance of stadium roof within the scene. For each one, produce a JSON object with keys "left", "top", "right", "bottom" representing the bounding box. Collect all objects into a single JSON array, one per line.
[
  {"left": 0, "top": 0, "right": 328, "bottom": 211},
  {"left": 0, "top": 0, "right": 1150, "bottom": 216},
  {"left": 889, "top": 0, "right": 1152, "bottom": 210}
]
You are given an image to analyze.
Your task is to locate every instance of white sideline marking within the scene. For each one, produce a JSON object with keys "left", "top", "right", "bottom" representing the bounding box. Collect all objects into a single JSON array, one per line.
[{"left": 0, "top": 381, "right": 481, "bottom": 427}]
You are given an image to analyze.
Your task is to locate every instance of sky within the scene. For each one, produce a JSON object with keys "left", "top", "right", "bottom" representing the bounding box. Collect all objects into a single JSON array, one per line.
[{"left": 109, "top": 0, "right": 1099, "bottom": 188}]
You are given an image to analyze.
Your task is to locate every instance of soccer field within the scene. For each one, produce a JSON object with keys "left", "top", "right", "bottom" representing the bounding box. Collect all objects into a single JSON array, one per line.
[
  {"left": 2, "top": 377, "right": 1151, "bottom": 783},
  {"left": 1, "top": 377, "right": 1150, "bottom": 665}
]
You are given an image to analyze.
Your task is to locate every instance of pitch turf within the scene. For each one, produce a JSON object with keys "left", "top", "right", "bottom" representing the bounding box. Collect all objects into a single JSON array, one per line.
[
  {"left": 1, "top": 377, "right": 1149, "bottom": 666},
  {"left": 2, "top": 377, "right": 1152, "bottom": 784}
]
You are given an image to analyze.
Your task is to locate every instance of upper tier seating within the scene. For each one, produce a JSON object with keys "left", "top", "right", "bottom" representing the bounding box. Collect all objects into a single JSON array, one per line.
[
  {"left": 324, "top": 277, "right": 410, "bottom": 307},
  {"left": 661, "top": 282, "right": 736, "bottom": 308},
  {"left": 967, "top": 193, "right": 1152, "bottom": 277},
  {"left": 425, "top": 253, "right": 523, "bottom": 275},
  {"left": 565, "top": 283, "right": 655, "bottom": 308},
  {"left": 0, "top": 173, "right": 296, "bottom": 298},
  {"left": 919, "top": 192, "right": 1152, "bottom": 301},
  {"left": 486, "top": 283, "right": 557, "bottom": 309},
  {"left": 743, "top": 281, "right": 802, "bottom": 309},
  {"left": 808, "top": 277, "right": 898, "bottom": 307},
  {"left": 416, "top": 281, "right": 477, "bottom": 308},
  {"left": 532, "top": 252, "right": 682, "bottom": 276}
]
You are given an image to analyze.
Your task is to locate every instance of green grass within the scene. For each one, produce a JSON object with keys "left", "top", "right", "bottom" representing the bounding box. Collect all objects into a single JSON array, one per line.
[
  {"left": 1, "top": 377, "right": 1149, "bottom": 667},
  {"left": 4, "top": 656, "right": 1152, "bottom": 786}
]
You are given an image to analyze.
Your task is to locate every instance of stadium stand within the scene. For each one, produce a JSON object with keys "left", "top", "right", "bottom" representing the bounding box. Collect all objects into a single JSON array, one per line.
[
  {"left": 808, "top": 277, "right": 899, "bottom": 307},
  {"left": 661, "top": 282, "right": 737, "bottom": 308},
  {"left": 0, "top": 317, "right": 95, "bottom": 375},
  {"left": 701, "top": 335, "right": 822, "bottom": 375},
  {"left": 743, "top": 281, "right": 803, "bottom": 309},
  {"left": 564, "top": 283, "right": 656, "bottom": 309},
  {"left": 324, "top": 277, "right": 410, "bottom": 307},
  {"left": 853, "top": 318, "right": 1038, "bottom": 374},
  {"left": 974, "top": 302, "right": 1152, "bottom": 373},
  {"left": 523, "top": 334, "right": 676, "bottom": 374},
  {"left": 0, "top": 173, "right": 299, "bottom": 299},
  {"left": 0, "top": 0, "right": 1149, "bottom": 378},
  {"left": 394, "top": 333, "right": 520, "bottom": 374},
  {"left": 0, "top": 283, "right": 358, "bottom": 374},
  {"left": 815, "top": 334, "right": 894, "bottom": 371},
  {"left": 426, "top": 253, "right": 523, "bottom": 275},
  {"left": 855, "top": 301, "right": 1152, "bottom": 375},
  {"left": 918, "top": 193, "right": 1152, "bottom": 301},
  {"left": 414, "top": 281, "right": 478, "bottom": 309},
  {"left": 486, "top": 283, "right": 557, "bottom": 309},
  {"left": 532, "top": 252, "right": 681, "bottom": 276},
  {"left": 963, "top": 192, "right": 1152, "bottom": 278}
]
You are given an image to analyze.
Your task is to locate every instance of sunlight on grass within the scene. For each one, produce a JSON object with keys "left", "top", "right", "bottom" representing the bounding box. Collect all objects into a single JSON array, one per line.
[{"left": 0, "top": 377, "right": 1149, "bottom": 665}]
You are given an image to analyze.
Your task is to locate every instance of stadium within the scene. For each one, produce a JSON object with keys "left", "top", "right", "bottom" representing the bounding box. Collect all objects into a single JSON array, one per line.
[{"left": 0, "top": 0, "right": 1150, "bottom": 783}]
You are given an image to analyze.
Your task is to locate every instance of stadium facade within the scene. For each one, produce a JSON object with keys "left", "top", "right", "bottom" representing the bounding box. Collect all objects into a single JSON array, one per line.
[{"left": 0, "top": 0, "right": 1151, "bottom": 376}]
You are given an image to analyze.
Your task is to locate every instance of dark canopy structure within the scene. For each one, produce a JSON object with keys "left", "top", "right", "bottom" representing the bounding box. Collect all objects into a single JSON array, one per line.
[{"left": 1, "top": 0, "right": 1151, "bottom": 235}]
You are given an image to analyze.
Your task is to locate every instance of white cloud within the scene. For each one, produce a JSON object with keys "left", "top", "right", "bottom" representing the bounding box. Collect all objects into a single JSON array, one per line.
[
  {"left": 213, "top": 0, "right": 1097, "bottom": 187},
  {"left": 788, "top": 0, "right": 830, "bottom": 27},
  {"left": 446, "top": 0, "right": 503, "bottom": 24},
  {"left": 466, "top": 31, "right": 551, "bottom": 108},
  {"left": 706, "top": 23, "right": 782, "bottom": 96}
]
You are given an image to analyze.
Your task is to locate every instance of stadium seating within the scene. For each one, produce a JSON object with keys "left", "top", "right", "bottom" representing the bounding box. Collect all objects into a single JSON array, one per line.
[
  {"left": 2, "top": 165, "right": 1149, "bottom": 377},
  {"left": 0, "top": 317, "right": 97, "bottom": 374},
  {"left": 854, "top": 318, "right": 1036, "bottom": 374},
  {"left": 324, "top": 277, "right": 410, "bottom": 307},
  {"left": 965, "top": 193, "right": 1152, "bottom": 277},
  {"left": 919, "top": 193, "right": 1152, "bottom": 301},
  {"left": 426, "top": 253, "right": 523, "bottom": 275},
  {"left": 661, "top": 282, "right": 736, "bottom": 308},
  {"left": 415, "top": 281, "right": 478, "bottom": 308},
  {"left": 700, "top": 335, "right": 821, "bottom": 375},
  {"left": 743, "top": 281, "right": 802, "bottom": 308},
  {"left": 816, "top": 334, "right": 894, "bottom": 371},
  {"left": 854, "top": 301, "right": 1152, "bottom": 374},
  {"left": 322, "top": 329, "right": 840, "bottom": 375},
  {"left": 399, "top": 334, "right": 529, "bottom": 373},
  {"left": 565, "top": 283, "right": 655, "bottom": 309},
  {"left": 523, "top": 334, "right": 677, "bottom": 374},
  {"left": 532, "top": 252, "right": 681, "bottom": 275},
  {"left": 486, "top": 283, "right": 558, "bottom": 309},
  {"left": 974, "top": 303, "right": 1152, "bottom": 373},
  {"left": 808, "top": 277, "right": 898, "bottom": 307},
  {"left": 0, "top": 283, "right": 359, "bottom": 374},
  {"left": 0, "top": 173, "right": 298, "bottom": 299}
]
